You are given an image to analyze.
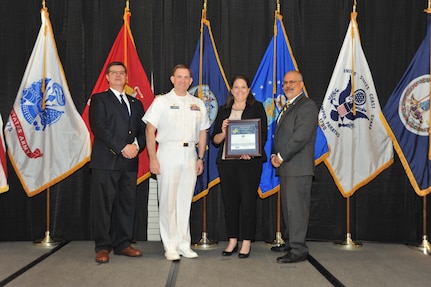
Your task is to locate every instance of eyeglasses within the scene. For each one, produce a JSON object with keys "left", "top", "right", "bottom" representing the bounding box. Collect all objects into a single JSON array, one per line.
[
  {"left": 109, "top": 71, "right": 126, "bottom": 76},
  {"left": 283, "top": 80, "right": 302, "bottom": 85}
]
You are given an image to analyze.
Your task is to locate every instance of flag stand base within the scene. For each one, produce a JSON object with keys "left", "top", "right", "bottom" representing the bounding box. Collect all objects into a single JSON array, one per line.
[
  {"left": 408, "top": 235, "right": 431, "bottom": 255},
  {"left": 270, "top": 231, "right": 285, "bottom": 246},
  {"left": 334, "top": 233, "right": 362, "bottom": 249},
  {"left": 193, "top": 232, "right": 218, "bottom": 250},
  {"left": 33, "top": 231, "right": 61, "bottom": 248}
]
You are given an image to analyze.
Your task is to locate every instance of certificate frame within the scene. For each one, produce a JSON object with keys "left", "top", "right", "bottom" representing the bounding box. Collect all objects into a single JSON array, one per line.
[{"left": 225, "top": 119, "right": 262, "bottom": 158}]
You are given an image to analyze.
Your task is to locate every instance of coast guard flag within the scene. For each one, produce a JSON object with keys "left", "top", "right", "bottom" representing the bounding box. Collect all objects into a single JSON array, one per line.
[
  {"left": 0, "top": 116, "right": 8, "bottom": 194},
  {"left": 4, "top": 9, "right": 91, "bottom": 197},
  {"left": 382, "top": 14, "right": 431, "bottom": 196},
  {"left": 319, "top": 12, "right": 393, "bottom": 197},
  {"left": 251, "top": 13, "right": 329, "bottom": 198},
  {"left": 81, "top": 8, "right": 154, "bottom": 184},
  {"left": 189, "top": 18, "right": 229, "bottom": 202}
]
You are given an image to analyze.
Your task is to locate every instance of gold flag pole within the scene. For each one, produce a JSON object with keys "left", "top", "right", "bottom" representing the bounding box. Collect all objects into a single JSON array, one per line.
[
  {"left": 334, "top": 197, "right": 362, "bottom": 249},
  {"left": 33, "top": 1, "right": 60, "bottom": 247},
  {"left": 271, "top": 189, "right": 285, "bottom": 247},
  {"left": 34, "top": 187, "right": 60, "bottom": 247},
  {"left": 409, "top": 195, "right": 431, "bottom": 255},
  {"left": 193, "top": 0, "right": 218, "bottom": 250},
  {"left": 409, "top": 4, "right": 431, "bottom": 255},
  {"left": 334, "top": 1, "right": 362, "bottom": 249},
  {"left": 270, "top": 1, "right": 285, "bottom": 247}
]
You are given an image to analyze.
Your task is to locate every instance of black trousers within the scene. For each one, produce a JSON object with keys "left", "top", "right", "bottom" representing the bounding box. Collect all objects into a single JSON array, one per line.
[
  {"left": 217, "top": 160, "right": 262, "bottom": 240},
  {"left": 91, "top": 169, "right": 137, "bottom": 253}
]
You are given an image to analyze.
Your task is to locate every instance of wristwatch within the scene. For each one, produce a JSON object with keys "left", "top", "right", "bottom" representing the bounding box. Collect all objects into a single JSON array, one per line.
[{"left": 197, "top": 157, "right": 205, "bottom": 162}]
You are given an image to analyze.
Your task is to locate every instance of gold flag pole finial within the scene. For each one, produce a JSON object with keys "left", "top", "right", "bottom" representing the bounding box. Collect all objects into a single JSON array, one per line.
[
  {"left": 197, "top": 0, "right": 206, "bottom": 99},
  {"left": 350, "top": 6, "right": 358, "bottom": 116},
  {"left": 425, "top": 1, "right": 431, "bottom": 13},
  {"left": 276, "top": 0, "right": 280, "bottom": 14},
  {"left": 203, "top": 0, "right": 207, "bottom": 19}
]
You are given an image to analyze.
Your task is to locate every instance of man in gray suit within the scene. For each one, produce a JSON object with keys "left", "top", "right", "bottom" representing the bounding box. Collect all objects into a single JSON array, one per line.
[{"left": 271, "top": 70, "right": 317, "bottom": 263}]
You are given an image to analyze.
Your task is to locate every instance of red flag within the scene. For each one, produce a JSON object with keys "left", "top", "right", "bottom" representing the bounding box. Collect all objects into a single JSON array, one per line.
[{"left": 82, "top": 8, "right": 154, "bottom": 184}]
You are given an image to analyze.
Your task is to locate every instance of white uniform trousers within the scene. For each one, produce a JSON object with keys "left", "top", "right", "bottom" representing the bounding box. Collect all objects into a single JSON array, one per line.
[{"left": 156, "top": 142, "right": 197, "bottom": 253}]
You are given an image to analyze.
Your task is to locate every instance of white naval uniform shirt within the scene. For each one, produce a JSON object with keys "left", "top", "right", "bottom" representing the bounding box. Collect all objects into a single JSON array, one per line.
[
  {"left": 142, "top": 88, "right": 210, "bottom": 143},
  {"left": 141, "top": 88, "right": 210, "bottom": 254}
]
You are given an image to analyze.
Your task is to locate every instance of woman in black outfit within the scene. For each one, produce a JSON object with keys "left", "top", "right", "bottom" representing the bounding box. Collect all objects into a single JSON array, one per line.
[{"left": 211, "top": 74, "right": 267, "bottom": 258}]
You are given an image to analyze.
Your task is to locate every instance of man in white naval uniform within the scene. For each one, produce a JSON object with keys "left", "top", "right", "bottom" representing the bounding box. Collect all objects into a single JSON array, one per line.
[{"left": 143, "top": 64, "right": 210, "bottom": 261}]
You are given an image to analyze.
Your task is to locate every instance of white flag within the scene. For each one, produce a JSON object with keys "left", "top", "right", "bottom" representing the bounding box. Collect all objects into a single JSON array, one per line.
[
  {"left": 4, "top": 9, "right": 91, "bottom": 197},
  {"left": 0, "top": 115, "right": 8, "bottom": 194},
  {"left": 318, "top": 12, "right": 393, "bottom": 197}
]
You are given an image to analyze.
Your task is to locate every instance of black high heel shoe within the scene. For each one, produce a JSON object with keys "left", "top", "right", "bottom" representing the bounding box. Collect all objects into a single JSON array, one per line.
[
  {"left": 222, "top": 245, "right": 238, "bottom": 256},
  {"left": 238, "top": 247, "right": 251, "bottom": 258}
]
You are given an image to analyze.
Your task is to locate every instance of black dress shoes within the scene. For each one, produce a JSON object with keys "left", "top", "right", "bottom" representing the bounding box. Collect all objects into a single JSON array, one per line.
[
  {"left": 238, "top": 247, "right": 251, "bottom": 259},
  {"left": 222, "top": 245, "right": 238, "bottom": 256},
  {"left": 270, "top": 244, "right": 291, "bottom": 252},
  {"left": 276, "top": 252, "right": 308, "bottom": 263}
]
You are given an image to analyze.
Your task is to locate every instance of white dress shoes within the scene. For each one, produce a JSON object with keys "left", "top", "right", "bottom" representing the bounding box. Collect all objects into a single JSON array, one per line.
[
  {"left": 177, "top": 248, "right": 198, "bottom": 259},
  {"left": 165, "top": 251, "right": 180, "bottom": 261}
]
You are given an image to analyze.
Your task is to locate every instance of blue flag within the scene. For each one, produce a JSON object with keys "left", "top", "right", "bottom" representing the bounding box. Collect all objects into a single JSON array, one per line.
[
  {"left": 382, "top": 14, "right": 431, "bottom": 196},
  {"left": 189, "top": 18, "right": 229, "bottom": 201},
  {"left": 251, "top": 13, "right": 329, "bottom": 198}
]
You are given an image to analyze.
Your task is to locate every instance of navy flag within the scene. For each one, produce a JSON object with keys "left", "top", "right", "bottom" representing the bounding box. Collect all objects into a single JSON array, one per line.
[
  {"left": 189, "top": 17, "right": 229, "bottom": 202},
  {"left": 251, "top": 13, "right": 329, "bottom": 198},
  {"left": 382, "top": 14, "right": 431, "bottom": 196}
]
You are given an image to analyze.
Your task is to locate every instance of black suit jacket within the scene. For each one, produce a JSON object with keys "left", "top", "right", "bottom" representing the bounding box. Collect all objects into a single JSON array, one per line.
[
  {"left": 211, "top": 100, "right": 268, "bottom": 164},
  {"left": 273, "top": 94, "right": 317, "bottom": 176},
  {"left": 89, "top": 89, "right": 146, "bottom": 171}
]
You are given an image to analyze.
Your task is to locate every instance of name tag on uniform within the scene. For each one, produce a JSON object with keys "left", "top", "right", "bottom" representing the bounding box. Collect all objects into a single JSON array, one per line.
[
  {"left": 190, "top": 104, "right": 200, "bottom": 111},
  {"left": 170, "top": 105, "right": 179, "bottom": 109}
]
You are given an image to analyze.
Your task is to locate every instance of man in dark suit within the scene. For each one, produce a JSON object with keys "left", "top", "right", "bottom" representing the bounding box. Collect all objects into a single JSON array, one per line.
[
  {"left": 89, "top": 61, "right": 146, "bottom": 263},
  {"left": 271, "top": 70, "right": 317, "bottom": 263}
]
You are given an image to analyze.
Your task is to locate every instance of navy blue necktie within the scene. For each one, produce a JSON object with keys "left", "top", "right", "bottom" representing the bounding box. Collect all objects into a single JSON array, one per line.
[{"left": 120, "top": 94, "right": 129, "bottom": 117}]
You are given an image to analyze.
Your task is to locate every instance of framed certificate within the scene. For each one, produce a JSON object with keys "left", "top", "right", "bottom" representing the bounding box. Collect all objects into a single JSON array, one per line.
[{"left": 225, "top": 119, "right": 262, "bottom": 158}]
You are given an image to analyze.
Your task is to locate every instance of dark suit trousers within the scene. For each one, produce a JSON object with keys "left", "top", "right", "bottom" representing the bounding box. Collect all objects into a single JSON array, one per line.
[
  {"left": 218, "top": 160, "right": 261, "bottom": 240},
  {"left": 279, "top": 175, "right": 312, "bottom": 256},
  {"left": 91, "top": 169, "right": 137, "bottom": 253}
]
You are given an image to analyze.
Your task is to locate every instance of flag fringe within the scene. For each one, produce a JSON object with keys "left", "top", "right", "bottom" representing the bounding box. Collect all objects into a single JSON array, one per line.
[{"left": 381, "top": 113, "right": 431, "bottom": 196}]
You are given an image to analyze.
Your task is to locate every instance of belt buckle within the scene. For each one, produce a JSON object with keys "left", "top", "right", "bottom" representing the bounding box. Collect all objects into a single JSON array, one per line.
[{"left": 183, "top": 143, "right": 189, "bottom": 147}]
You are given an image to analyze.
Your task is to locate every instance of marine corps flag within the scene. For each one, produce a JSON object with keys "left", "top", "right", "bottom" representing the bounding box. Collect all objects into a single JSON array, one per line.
[
  {"left": 319, "top": 12, "right": 393, "bottom": 197},
  {"left": 382, "top": 14, "right": 431, "bottom": 196},
  {"left": 0, "top": 116, "right": 8, "bottom": 194},
  {"left": 189, "top": 15, "right": 229, "bottom": 201},
  {"left": 4, "top": 8, "right": 91, "bottom": 196},
  {"left": 251, "top": 13, "right": 329, "bottom": 198},
  {"left": 81, "top": 6, "right": 154, "bottom": 184}
]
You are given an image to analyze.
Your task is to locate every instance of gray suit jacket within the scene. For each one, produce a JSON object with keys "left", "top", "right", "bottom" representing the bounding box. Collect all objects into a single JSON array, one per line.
[{"left": 272, "top": 93, "right": 318, "bottom": 176}]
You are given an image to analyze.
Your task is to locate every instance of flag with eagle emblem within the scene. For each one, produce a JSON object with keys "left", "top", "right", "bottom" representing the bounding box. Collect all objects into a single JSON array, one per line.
[{"left": 319, "top": 12, "right": 393, "bottom": 197}]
